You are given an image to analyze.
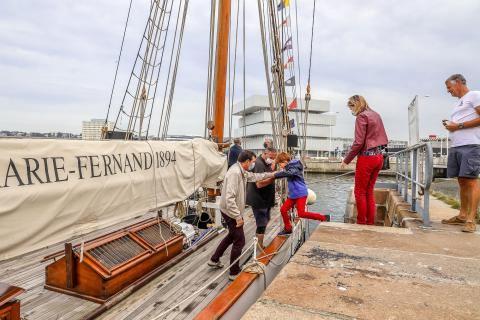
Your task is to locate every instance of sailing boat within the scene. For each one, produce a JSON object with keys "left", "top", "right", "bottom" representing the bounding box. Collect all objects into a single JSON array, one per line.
[{"left": 0, "top": 0, "right": 318, "bottom": 318}]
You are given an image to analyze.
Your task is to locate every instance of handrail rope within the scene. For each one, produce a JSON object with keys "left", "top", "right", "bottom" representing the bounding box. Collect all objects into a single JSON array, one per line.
[
  {"left": 104, "top": 0, "right": 134, "bottom": 134},
  {"left": 151, "top": 241, "right": 256, "bottom": 319}
]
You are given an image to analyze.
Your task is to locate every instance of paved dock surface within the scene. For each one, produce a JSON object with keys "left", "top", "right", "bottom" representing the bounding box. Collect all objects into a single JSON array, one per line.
[{"left": 243, "top": 198, "right": 480, "bottom": 320}]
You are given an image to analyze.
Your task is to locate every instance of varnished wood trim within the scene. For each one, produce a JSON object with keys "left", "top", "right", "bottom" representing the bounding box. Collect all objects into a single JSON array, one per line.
[{"left": 194, "top": 235, "right": 288, "bottom": 320}]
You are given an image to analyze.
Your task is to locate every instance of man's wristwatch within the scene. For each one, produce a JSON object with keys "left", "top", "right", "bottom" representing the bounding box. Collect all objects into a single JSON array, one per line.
[{"left": 458, "top": 122, "right": 465, "bottom": 129}]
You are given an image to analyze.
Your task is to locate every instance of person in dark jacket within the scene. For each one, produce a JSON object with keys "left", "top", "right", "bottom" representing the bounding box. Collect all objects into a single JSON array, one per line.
[
  {"left": 246, "top": 147, "right": 277, "bottom": 248},
  {"left": 341, "top": 95, "right": 388, "bottom": 225},
  {"left": 274, "top": 152, "right": 329, "bottom": 235},
  {"left": 227, "top": 138, "right": 242, "bottom": 168}
]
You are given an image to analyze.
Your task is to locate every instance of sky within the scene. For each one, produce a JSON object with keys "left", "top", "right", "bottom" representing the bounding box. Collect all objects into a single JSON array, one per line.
[{"left": 0, "top": 0, "right": 479, "bottom": 141}]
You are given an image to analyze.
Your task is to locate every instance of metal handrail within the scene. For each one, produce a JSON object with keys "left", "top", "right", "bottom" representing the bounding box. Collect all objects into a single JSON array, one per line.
[{"left": 391, "top": 142, "right": 433, "bottom": 227}]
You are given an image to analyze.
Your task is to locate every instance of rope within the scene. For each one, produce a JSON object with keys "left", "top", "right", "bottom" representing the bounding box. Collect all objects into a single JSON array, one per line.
[
  {"left": 228, "top": 0, "right": 241, "bottom": 143},
  {"left": 157, "top": 0, "right": 184, "bottom": 138},
  {"left": 257, "top": 0, "right": 280, "bottom": 150},
  {"left": 204, "top": 0, "right": 217, "bottom": 138},
  {"left": 151, "top": 241, "right": 256, "bottom": 319},
  {"left": 293, "top": 0, "right": 306, "bottom": 145},
  {"left": 160, "top": 0, "right": 190, "bottom": 139},
  {"left": 104, "top": 0, "right": 134, "bottom": 137},
  {"left": 301, "top": 0, "right": 317, "bottom": 157},
  {"left": 307, "top": 171, "right": 355, "bottom": 185},
  {"left": 145, "top": 140, "right": 169, "bottom": 256},
  {"left": 146, "top": 0, "right": 177, "bottom": 137},
  {"left": 241, "top": 0, "right": 247, "bottom": 148}
]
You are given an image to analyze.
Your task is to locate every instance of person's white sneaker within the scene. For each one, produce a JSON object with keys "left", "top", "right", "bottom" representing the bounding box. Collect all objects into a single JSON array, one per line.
[
  {"left": 207, "top": 259, "right": 224, "bottom": 268},
  {"left": 228, "top": 273, "right": 240, "bottom": 281}
]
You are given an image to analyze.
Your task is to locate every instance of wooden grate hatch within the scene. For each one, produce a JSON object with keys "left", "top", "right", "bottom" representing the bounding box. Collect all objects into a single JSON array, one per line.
[
  {"left": 134, "top": 222, "right": 177, "bottom": 248},
  {"left": 45, "top": 218, "right": 184, "bottom": 303},
  {"left": 87, "top": 235, "right": 147, "bottom": 270}
]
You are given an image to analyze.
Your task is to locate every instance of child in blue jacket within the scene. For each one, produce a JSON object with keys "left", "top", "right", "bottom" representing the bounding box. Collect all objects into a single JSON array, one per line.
[{"left": 274, "top": 152, "right": 329, "bottom": 234}]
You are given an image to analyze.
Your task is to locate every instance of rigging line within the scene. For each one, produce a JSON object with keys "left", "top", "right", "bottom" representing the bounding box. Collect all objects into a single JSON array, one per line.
[
  {"left": 204, "top": 0, "right": 217, "bottom": 138},
  {"left": 131, "top": 0, "right": 170, "bottom": 138},
  {"left": 257, "top": 0, "right": 279, "bottom": 149},
  {"left": 226, "top": 0, "right": 232, "bottom": 144},
  {"left": 136, "top": 2, "right": 171, "bottom": 138},
  {"left": 288, "top": 2, "right": 304, "bottom": 140},
  {"left": 146, "top": 0, "right": 176, "bottom": 137},
  {"left": 228, "top": 0, "right": 240, "bottom": 144},
  {"left": 156, "top": 0, "right": 182, "bottom": 139},
  {"left": 157, "top": 0, "right": 184, "bottom": 138},
  {"left": 113, "top": 0, "right": 157, "bottom": 133},
  {"left": 269, "top": 1, "right": 289, "bottom": 149},
  {"left": 130, "top": 71, "right": 160, "bottom": 87},
  {"left": 120, "top": 107, "right": 153, "bottom": 119},
  {"left": 125, "top": 89, "right": 156, "bottom": 102},
  {"left": 161, "top": 0, "right": 190, "bottom": 139},
  {"left": 242, "top": 0, "right": 246, "bottom": 148},
  {"left": 126, "top": 3, "right": 162, "bottom": 136},
  {"left": 135, "top": 52, "right": 165, "bottom": 68},
  {"left": 105, "top": 0, "right": 134, "bottom": 134},
  {"left": 302, "top": 0, "right": 316, "bottom": 156},
  {"left": 126, "top": 1, "right": 166, "bottom": 138},
  {"left": 262, "top": 0, "right": 282, "bottom": 149}
]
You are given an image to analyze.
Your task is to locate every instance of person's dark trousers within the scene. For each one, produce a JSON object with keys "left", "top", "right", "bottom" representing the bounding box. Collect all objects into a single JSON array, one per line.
[{"left": 211, "top": 212, "right": 246, "bottom": 275}]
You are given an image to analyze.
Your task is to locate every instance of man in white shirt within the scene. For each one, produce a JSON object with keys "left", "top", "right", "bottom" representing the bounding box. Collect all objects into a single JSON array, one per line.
[{"left": 442, "top": 74, "right": 480, "bottom": 233}]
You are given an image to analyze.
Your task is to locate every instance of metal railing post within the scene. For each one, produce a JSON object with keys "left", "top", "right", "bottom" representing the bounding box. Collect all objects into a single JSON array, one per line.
[
  {"left": 391, "top": 142, "right": 433, "bottom": 228},
  {"left": 422, "top": 143, "right": 433, "bottom": 228},
  {"left": 403, "top": 152, "right": 408, "bottom": 201},
  {"left": 411, "top": 149, "right": 418, "bottom": 212}
]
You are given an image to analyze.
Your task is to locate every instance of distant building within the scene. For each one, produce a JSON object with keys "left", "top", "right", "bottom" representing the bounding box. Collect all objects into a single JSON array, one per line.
[
  {"left": 82, "top": 119, "right": 113, "bottom": 140},
  {"left": 232, "top": 95, "right": 337, "bottom": 156},
  {"left": 340, "top": 139, "right": 408, "bottom": 158},
  {"left": 421, "top": 135, "right": 450, "bottom": 157}
]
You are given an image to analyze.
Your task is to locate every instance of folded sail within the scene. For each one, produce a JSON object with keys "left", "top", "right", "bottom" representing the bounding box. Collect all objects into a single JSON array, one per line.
[{"left": 0, "top": 138, "right": 226, "bottom": 260}]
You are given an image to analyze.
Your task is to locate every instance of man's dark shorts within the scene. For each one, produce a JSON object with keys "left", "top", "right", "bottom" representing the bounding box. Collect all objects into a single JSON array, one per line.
[
  {"left": 447, "top": 145, "right": 480, "bottom": 178},
  {"left": 252, "top": 207, "right": 271, "bottom": 228}
]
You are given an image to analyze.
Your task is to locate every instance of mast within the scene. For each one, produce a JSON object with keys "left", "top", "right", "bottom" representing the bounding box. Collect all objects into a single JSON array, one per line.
[{"left": 211, "top": 0, "right": 231, "bottom": 146}]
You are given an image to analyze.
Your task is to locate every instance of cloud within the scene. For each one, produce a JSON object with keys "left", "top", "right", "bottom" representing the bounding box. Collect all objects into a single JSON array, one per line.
[{"left": 0, "top": 0, "right": 479, "bottom": 141}]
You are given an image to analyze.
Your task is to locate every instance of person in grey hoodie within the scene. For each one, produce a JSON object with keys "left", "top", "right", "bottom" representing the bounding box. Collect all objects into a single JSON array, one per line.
[{"left": 208, "top": 150, "right": 275, "bottom": 280}]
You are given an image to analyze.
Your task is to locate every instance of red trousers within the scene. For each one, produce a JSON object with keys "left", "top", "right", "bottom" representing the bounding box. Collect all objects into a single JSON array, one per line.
[
  {"left": 354, "top": 154, "right": 383, "bottom": 225},
  {"left": 280, "top": 196, "right": 327, "bottom": 232}
]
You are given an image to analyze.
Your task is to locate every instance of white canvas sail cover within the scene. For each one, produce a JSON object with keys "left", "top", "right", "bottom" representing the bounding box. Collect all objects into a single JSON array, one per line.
[{"left": 0, "top": 138, "right": 226, "bottom": 260}]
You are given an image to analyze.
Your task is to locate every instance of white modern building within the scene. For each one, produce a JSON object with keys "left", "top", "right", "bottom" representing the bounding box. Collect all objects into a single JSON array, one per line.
[
  {"left": 82, "top": 119, "right": 113, "bottom": 140},
  {"left": 232, "top": 95, "right": 338, "bottom": 156}
]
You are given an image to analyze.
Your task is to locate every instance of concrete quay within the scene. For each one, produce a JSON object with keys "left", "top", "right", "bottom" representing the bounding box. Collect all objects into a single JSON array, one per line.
[{"left": 243, "top": 197, "right": 480, "bottom": 320}]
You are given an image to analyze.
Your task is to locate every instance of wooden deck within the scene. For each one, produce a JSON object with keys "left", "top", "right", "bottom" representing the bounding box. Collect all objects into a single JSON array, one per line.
[{"left": 0, "top": 208, "right": 284, "bottom": 320}]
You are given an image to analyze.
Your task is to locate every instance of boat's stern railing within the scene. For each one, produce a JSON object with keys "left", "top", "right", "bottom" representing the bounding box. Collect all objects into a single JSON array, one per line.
[{"left": 390, "top": 142, "right": 433, "bottom": 228}]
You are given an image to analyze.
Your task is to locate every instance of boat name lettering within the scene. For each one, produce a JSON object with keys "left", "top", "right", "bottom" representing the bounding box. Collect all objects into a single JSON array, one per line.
[{"left": 1, "top": 150, "right": 177, "bottom": 187}]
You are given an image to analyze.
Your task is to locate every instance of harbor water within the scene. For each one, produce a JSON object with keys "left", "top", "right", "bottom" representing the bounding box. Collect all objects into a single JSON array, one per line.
[{"left": 305, "top": 173, "right": 395, "bottom": 226}]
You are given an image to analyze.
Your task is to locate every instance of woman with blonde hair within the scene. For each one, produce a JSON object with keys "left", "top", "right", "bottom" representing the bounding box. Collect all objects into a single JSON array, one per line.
[{"left": 341, "top": 95, "right": 388, "bottom": 225}]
